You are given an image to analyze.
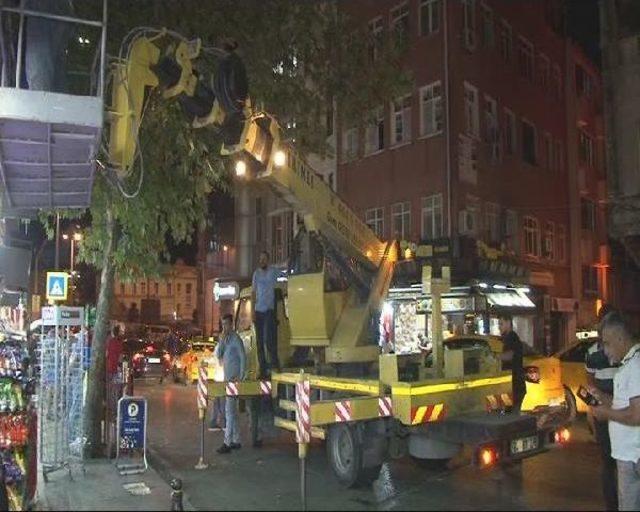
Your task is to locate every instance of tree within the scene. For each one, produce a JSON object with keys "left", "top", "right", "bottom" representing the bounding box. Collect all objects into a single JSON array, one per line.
[{"left": 49, "top": 0, "right": 410, "bottom": 457}]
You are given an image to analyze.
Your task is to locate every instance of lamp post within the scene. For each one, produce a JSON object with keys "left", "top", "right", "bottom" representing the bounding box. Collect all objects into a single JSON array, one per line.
[{"left": 63, "top": 232, "right": 82, "bottom": 272}]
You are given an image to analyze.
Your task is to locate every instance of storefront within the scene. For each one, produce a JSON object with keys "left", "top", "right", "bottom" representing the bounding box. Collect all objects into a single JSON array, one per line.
[{"left": 380, "top": 283, "right": 537, "bottom": 355}]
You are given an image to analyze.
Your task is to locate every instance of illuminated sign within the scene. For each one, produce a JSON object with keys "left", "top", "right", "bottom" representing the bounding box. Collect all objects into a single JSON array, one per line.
[{"left": 213, "top": 282, "right": 239, "bottom": 302}]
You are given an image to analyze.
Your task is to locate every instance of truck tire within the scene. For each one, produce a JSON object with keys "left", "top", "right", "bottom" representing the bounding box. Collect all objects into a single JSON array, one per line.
[
  {"left": 563, "top": 385, "right": 577, "bottom": 423},
  {"left": 327, "top": 423, "right": 382, "bottom": 488}
]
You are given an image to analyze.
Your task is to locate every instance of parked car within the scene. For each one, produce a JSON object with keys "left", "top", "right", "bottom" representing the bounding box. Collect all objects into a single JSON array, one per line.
[
  {"left": 123, "top": 338, "right": 148, "bottom": 378},
  {"left": 455, "top": 335, "right": 574, "bottom": 425},
  {"left": 123, "top": 338, "right": 171, "bottom": 383},
  {"left": 556, "top": 337, "right": 598, "bottom": 414},
  {"left": 173, "top": 337, "right": 220, "bottom": 384}
]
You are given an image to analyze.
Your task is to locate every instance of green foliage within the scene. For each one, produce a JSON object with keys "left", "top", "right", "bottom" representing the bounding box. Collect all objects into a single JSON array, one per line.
[{"left": 52, "top": 0, "right": 410, "bottom": 280}]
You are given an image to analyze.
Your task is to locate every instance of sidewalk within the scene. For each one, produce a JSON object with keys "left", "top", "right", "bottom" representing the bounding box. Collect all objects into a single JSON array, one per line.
[{"left": 35, "top": 458, "right": 196, "bottom": 511}]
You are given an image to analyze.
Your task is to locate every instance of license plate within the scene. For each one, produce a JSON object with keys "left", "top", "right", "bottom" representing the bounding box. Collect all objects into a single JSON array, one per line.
[
  {"left": 148, "top": 357, "right": 161, "bottom": 363},
  {"left": 510, "top": 435, "right": 539, "bottom": 455}
]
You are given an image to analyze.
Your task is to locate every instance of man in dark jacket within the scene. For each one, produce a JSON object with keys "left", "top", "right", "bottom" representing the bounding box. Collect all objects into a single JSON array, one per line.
[{"left": 499, "top": 313, "right": 526, "bottom": 413}]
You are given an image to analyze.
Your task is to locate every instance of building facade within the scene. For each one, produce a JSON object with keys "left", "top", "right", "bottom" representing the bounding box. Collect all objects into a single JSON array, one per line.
[
  {"left": 112, "top": 259, "right": 199, "bottom": 324},
  {"left": 599, "top": 0, "right": 640, "bottom": 323},
  {"left": 336, "top": 0, "right": 609, "bottom": 352}
]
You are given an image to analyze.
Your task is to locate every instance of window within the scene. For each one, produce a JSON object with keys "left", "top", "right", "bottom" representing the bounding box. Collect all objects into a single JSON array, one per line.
[
  {"left": 499, "top": 20, "right": 512, "bottom": 62},
  {"left": 521, "top": 119, "right": 537, "bottom": 165},
  {"left": 539, "top": 54, "right": 550, "bottom": 90},
  {"left": 483, "top": 94, "right": 498, "bottom": 142},
  {"left": 154, "top": 282, "right": 159, "bottom": 295},
  {"left": 582, "top": 265, "right": 598, "bottom": 295},
  {"left": 391, "top": 3, "right": 410, "bottom": 47},
  {"left": 555, "top": 140, "right": 564, "bottom": 172},
  {"left": 420, "top": 0, "right": 440, "bottom": 36},
  {"left": 177, "top": 283, "right": 182, "bottom": 293},
  {"left": 368, "top": 17, "right": 384, "bottom": 63},
  {"left": 517, "top": 37, "right": 535, "bottom": 82},
  {"left": 484, "top": 202, "right": 500, "bottom": 244},
  {"left": 270, "top": 210, "right": 294, "bottom": 263},
  {"left": 420, "top": 82, "right": 443, "bottom": 137},
  {"left": 557, "top": 224, "right": 566, "bottom": 262},
  {"left": 140, "top": 281, "right": 146, "bottom": 296},
  {"left": 365, "top": 107, "right": 385, "bottom": 154},
  {"left": 421, "top": 194, "right": 443, "bottom": 240},
  {"left": 579, "top": 130, "right": 594, "bottom": 166},
  {"left": 552, "top": 64, "right": 562, "bottom": 100},
  {"left": 392, "top": 95, "right": 412, "bottom": 145},
  {"left": 505, "top": 209, "right": 519, "bottom": 253},
  {"left": 133, "top": 283, "right": 137, "bottom": 295},
  {"left": 342, "top": 127, "right": 358, "bottom": 161},
  {"left": 392, "top": 202, "right": 412, "bottom": 240},
  {"left": 560, "top": 342, "right": 590, "bottom": 363},
  {"left": 504, "top": 108, "right": 516, "bottom": 155},
  {"left": 464, "top": 82, "right": 480, "bottom": 138},
  {"left": 523, "top": 216, "right": 540, "bottom": 257},
  {"left": 167, "top": 282, "right": 172, "bottom": 296},
  {"left": 481, "top": 3, "right": 494, "bottom": 48},
  {"left": 544, "top": 132, "right": 553, "bottom": 170},
  {"left": 186, "top": 283, "right": 192, "bottom": 295},
  {"left": 325, "top": 104, "right": 334, "bottom": 137},
  {"left": 543, "top": 221, "right": 555, "bottom": 260},
  {"left": 575, "top": 64, "right": 592, "bottom": 97},
  {"left": 581, "top": 198, "right": 596, "bottom": 231},
  {"left": 462, "top": 0, "right": 476, "bottom": 51},
  {"left": 365, "top": 207, "right": 385, "bottom": 239},
  {"left": 120, "top": 283, "right": 125, "bottom": 296}
]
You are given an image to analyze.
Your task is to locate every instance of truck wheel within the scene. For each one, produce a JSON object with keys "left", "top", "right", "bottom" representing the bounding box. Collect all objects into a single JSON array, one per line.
[
  {"left": 327, "top": 424, "right": 381, "bottom": 488},
  {"left": 563, "top": 385, "right": 577, "bottom": 423}
]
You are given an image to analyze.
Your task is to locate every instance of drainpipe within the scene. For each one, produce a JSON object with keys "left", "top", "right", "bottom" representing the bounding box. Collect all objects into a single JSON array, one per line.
[{"left": 443, "top": 0, "right": 452, "bottom": 238}]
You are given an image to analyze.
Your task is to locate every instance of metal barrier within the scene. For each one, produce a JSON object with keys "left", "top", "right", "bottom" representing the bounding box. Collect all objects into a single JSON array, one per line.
[{"left": 36, "top": 306, "right": 86, "bottom": 480}]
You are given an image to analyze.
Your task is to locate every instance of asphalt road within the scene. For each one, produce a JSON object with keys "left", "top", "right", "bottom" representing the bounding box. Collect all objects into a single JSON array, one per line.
[{"left": 135, "top": 377, "right": 606, "bottom": 511}]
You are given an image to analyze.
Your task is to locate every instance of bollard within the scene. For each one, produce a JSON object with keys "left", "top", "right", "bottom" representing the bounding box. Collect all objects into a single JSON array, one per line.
[
  {"left": 195, "top": 365, "right": 208, "bottom": 470},
  {"left": 170, "top": 478, "right": 184, "bottom": 511},
  {"left": 296, "top": 370, "right": 311, "bottom": 511}
]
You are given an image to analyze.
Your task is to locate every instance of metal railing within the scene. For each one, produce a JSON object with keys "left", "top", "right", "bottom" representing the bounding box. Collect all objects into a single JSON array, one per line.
[{"left": 0, "top": 0, "right": 107, "bottom": 98}]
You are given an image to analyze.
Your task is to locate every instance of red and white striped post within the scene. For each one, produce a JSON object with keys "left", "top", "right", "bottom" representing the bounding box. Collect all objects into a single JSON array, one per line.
[
  {"left": 296, "top": 370, "right": 311, "bottom": 510},
  {"left": 195, "top": 364, "right": 208, "bottom": 470}
]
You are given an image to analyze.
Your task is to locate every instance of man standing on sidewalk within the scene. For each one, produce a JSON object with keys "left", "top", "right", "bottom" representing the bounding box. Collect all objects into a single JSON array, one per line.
[
  {"left": 216, "top": 314, "right": 246, "bottom": 454},
  {"left": 585, "top": 304, "right": 620, "bottom": 511},
  {"left": 252, "top": 251, "right": 280, "bottom": 378},
  {"left": 591, "top": 312, "right": 640, "bottom": 511}
]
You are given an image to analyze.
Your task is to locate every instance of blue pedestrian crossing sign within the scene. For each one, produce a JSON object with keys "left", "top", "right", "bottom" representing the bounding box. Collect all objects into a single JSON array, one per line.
[{"left": 46, "top": 272, "right": 69, "bottom": 301}]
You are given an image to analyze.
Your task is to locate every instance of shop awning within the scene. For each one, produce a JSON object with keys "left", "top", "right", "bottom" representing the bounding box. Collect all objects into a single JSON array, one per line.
[{"left": 485, "top": 290, "right": 535, "bottom": 309}]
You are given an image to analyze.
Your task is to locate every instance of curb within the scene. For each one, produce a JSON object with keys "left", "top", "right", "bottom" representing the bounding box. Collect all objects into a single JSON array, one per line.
[{"left": 147, "top": 447, "right": 198, "bottom": 511}]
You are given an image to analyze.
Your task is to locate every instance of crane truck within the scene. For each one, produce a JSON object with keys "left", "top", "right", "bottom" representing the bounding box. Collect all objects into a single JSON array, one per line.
[{"left": 107, "top": 30, "right": 571, "bottom": 488}]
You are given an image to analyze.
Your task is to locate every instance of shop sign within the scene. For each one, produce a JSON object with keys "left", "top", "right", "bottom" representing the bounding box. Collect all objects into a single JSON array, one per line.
[
  {"left": 213, "top": 281, "right": 239, "bottom": 302},
  {"left": 418, "top": 296, "right": 474, "bottom": 313}
]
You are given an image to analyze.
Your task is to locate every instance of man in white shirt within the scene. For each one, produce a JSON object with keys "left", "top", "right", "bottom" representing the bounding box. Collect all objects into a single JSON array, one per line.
[
  {"left": 252, "top": 251, "right": 280, "bottom": 378},
  {"left": 591, "top": 312, "right": 640, "bottom": 511}
]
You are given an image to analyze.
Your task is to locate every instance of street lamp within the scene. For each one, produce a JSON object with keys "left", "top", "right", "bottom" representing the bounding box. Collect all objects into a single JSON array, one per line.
[{"left": 63, "top": 232, "right": 83, "bottom": 272}]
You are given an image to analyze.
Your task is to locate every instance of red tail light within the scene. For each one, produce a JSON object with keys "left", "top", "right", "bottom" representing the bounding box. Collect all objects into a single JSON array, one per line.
[
  {"left": 478, "top": 445, "right": 499, "bottom": 467},
  {"left": 554, "top": 428, "right": 571, "bottom": 444},
  {"left": 145, "top": 345, "right": 154, "bottom": 353},
  {"left": 133, "top": 353, "right": 143, "bottom": 361},
  {"left": 163, "top": 353, "right": 171, "bottom": 361},
  {"left": 525, "top": 366, "right": 541, "bottom": 384}
]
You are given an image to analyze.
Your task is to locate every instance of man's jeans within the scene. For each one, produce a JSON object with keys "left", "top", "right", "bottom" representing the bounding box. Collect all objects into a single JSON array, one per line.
[
  {"left": 224, "top": 396, "right": 240, "bottom": 446},
  {"left": 209, "top": 396, "right": 226, "bottom": 429},
  {"left": 255, "top": 310, "right": 279, "bottom": 376},
  {"left": 595, "top": 420, "right": 618, "bottom": 511},
  {"left": 617, "top": 459, "right": 640, "bottom": 511}
]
